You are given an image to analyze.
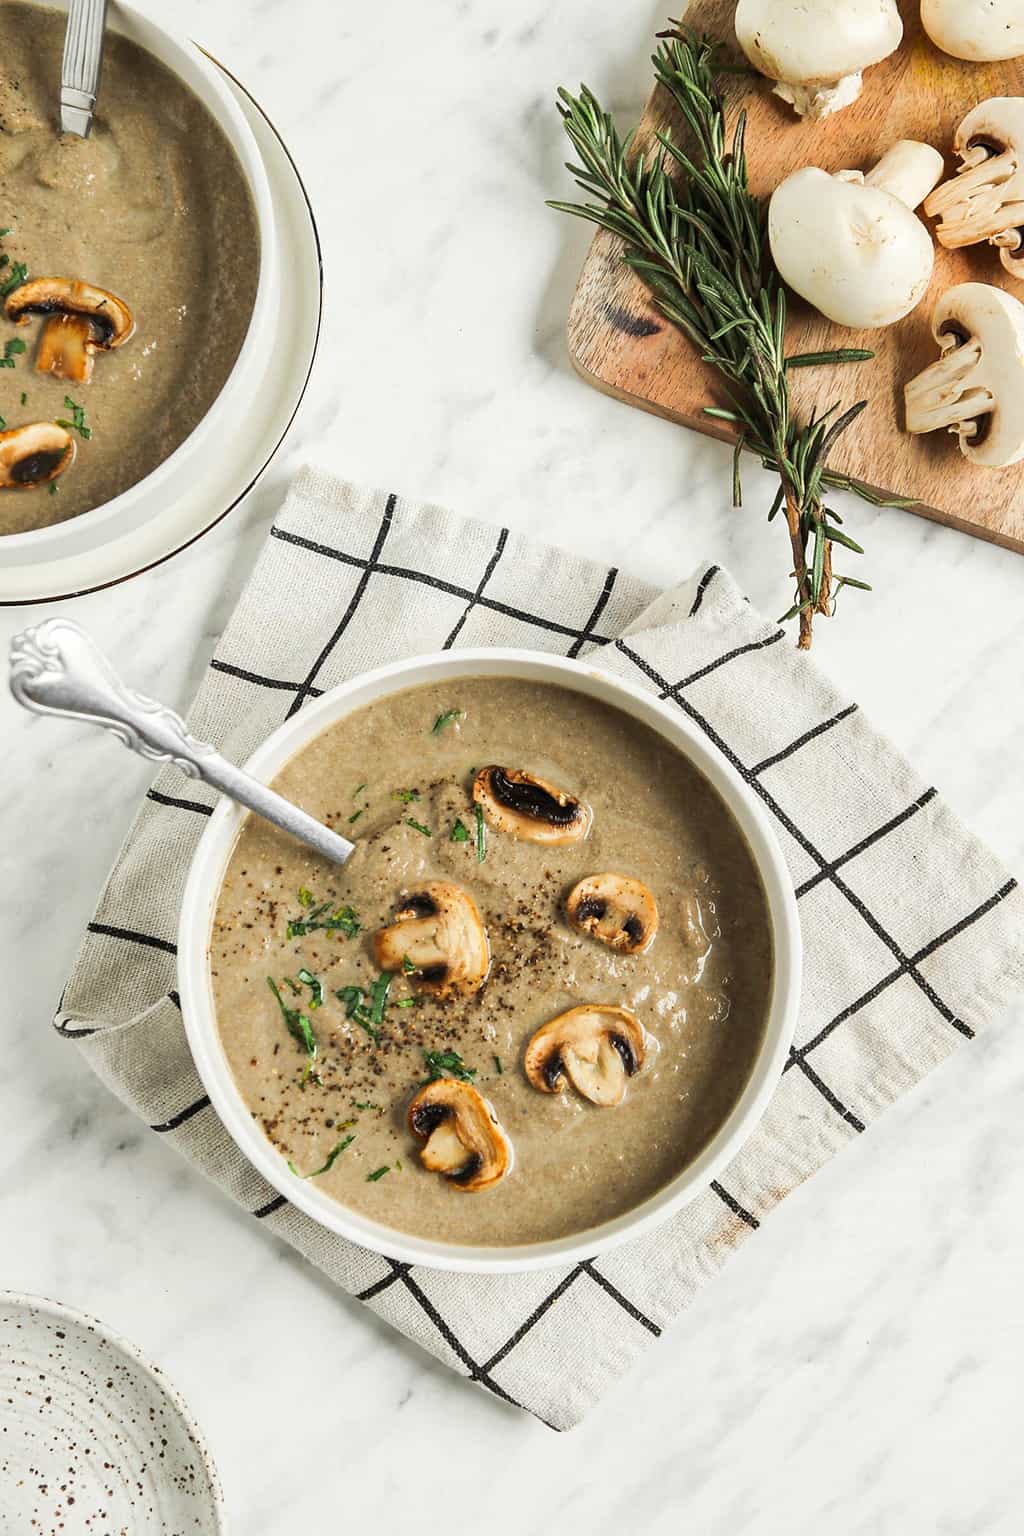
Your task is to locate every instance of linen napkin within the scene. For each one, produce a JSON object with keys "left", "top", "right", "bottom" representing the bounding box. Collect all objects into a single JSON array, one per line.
[{"left": 57, "top": 468, "right": 1024, "bottom": 1431}]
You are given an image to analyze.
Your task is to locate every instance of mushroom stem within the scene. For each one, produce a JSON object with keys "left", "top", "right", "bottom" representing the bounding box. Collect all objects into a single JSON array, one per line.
[
  {"left": 905, "top": 338, "right": 994, "bottom": 437},
  {"left": 37, "top": 312, "right": 95, "bottom": 383},
  {"left": 863, "top": 140, "right": 945, "bottom": 211},
  {"left": 925, "top": 151, "right": 1024, "bottom": 247}
]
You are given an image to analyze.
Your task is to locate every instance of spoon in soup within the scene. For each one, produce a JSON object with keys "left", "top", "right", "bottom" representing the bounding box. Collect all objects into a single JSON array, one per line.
[
  {"left": 60, "top": 0, "right": 108, "bottom": 138},
  {"left": 9, "top": 618, "right": 355, "bottom": 866}
]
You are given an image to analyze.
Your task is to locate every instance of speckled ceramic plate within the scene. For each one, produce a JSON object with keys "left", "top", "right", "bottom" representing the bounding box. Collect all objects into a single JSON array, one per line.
[{"left": 0, "top": 1293, "right": 224, "bottom": 1534}]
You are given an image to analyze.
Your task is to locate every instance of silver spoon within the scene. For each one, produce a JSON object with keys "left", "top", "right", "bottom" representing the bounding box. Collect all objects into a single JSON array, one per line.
[
  {"left": 9, "top": 618, "right": 355, "bottom": 866},
  {"left": 60, "top": 0, "right": 108, "bottom": 138}
]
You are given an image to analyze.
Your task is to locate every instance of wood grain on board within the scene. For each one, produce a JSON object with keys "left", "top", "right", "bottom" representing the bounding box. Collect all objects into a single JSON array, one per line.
[{"left": 566, "top": 0, "right": 1024, "bottom": 550}]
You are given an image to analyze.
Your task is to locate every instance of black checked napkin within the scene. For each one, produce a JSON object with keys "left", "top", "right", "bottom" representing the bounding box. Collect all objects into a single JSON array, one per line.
[{"left": 58, "top": 468, "right": 1024, "bottom": 1430}]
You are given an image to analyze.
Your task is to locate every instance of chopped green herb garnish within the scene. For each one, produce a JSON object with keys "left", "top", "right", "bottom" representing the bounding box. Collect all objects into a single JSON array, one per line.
[
  {"left": 48, "top": 482, "right": 57, "bottom": 495},
  {"left": 432, "top": 709, "right": 464, "bottom": 734},
  {"left": 0, "top": 337, "right": 26, "bottom": 367},
  {"left": 369, "top": 972, "right": 392, "bottom": 1024},
  {"left": 337, "top": 976, "right": 391, "bottom": 1042},
  {"left": 396, "top": 997, "right": 417, "bottom": 1009},
  {"left": 288, "top": 1132, "right": 355, "bottom": 1179},
  {"left": 353, "top": 782, "right": 366, "bottom": 797},
  {"left": 0, "top": 227, "right": 11, "bottom": 237},
  {"left": 287, "top": 900, "right": 360, "bottom": 939},
  {"left": 395, "top": 1158, "right": 403, "bottom": 1170},
  {"left": 494, "top": 1055, "right": 503, "bottom": 1074},
  {"left": 422, "top": 1048, "right": 477, "bottom": 1083},
  {"left": 19, "top": 391, "right": 26, "bottom": 405},
  {"left": 0, "top": 414, "right": 5, "bottom": 430},
  {"left": 56, "top": 396, "right": 91, "bottom": 439},
  {"left": 296, "top": 967, "right": 323, "bottom": 1009},
  {"left": 393, "top": 788, "right": 419, "bottom": 804},
  {"left": 450, "top": 818, "right": 470, "bottom": 843},
  {"left": 0, "top": 261, "right": 28, "bottom": 299},
  {"left": 354, "top": 1100, "right": 382, "bottom": 1112},
  {"left": 267, "top": 976, "right": 318, "bottom": 1081},
  {"left": 366, "top": 1165, "right": 390, "bottom": 1182},
  {"left": 405, "top": 817, "right": 432, "bottom": 837},
  {"left": 298, "top": 887, "right": 314, "bottom": 907},
  {"left": 474, "top": 804, "right": 486, "bottom": 863},
  {"left": 282, "top": 976, "right": 301, "bottom": 994},
  {"left": 402, "top": 954, "right": 417, "bottom": 974},
  {"left": 348, "top": 809, "right": 364, "bottom": 825}
]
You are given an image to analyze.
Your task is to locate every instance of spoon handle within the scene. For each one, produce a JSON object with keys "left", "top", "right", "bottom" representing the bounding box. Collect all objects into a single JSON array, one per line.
[
  {"left": 9, "top": 619, "right": 354, "bottom": 867},
  {"left": 61, "top": 0, "right": 108, "bottom": 138}
]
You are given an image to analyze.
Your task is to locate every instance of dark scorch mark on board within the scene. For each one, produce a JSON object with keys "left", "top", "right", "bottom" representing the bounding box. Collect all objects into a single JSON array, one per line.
[{"left": 603, "top": 302, "right": 661, "bottom": 338}]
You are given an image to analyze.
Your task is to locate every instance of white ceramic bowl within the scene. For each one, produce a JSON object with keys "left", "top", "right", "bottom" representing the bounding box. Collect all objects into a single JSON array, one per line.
[
  {"left": 179, "top": 650, "right": 802, "bottom": 1273},
  {"left": 0, "top": 0, "right": 277, "bottom": 566}
]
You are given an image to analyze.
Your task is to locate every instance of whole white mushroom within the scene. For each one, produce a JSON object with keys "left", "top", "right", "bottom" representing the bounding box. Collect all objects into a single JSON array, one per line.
[
  {"left": 904, "top": 282, "right": 1024, "bottom": 467},
  {"left": 922, "top": 0, "right": 1024, "bottom": 62},
  {"left": 735, "top": 0, "right": 903, "bottom": 119},
  {"left": 925, "top": 99, "right": 1024, "bottom": 281},
  {"left": 769, "top": 141, "right": 945, "bottom": 329}
]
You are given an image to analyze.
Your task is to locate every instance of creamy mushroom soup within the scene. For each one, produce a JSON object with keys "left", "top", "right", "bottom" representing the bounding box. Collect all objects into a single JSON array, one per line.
[
  {"left": 210, "top": 679, "right": 775, "bottom": 1246},
  {"left": 0, "top": 1, "right": 258, "bottom": 533}
]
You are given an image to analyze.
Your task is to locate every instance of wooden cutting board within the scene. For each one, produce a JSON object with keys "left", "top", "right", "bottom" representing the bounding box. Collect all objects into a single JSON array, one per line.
[{"left": 566, "top": 0, "right": 1024, "bottom": 551}]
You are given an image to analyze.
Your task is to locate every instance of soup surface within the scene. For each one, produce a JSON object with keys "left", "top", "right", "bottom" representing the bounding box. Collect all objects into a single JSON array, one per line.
[
  {"left": 210, "top": 679, "right": 774, "bottom": 1246},
  {"left": 0, "top": 1, "right": 258, "bottom": 533}
]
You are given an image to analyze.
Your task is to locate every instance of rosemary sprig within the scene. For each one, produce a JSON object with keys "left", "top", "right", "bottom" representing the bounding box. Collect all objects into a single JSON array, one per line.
[{"left": 549, "top": 26, "right": 907, "bottom": 647}]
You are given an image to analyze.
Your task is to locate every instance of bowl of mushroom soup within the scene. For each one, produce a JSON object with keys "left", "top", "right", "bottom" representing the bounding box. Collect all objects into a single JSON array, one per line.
[
  {"left": 0, "top": 0, "right": 277, "bottom": 552},
  {"left": 178, "top": 650, "right": 802, "bottom": 1274}
]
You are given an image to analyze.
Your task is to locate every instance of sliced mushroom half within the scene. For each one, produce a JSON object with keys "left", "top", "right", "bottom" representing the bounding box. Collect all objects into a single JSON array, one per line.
[
  {"left": 5, "top": 277, "right": 135, "bottom": 383},
  {"left": 373, "top": 880, "right": 489, "bottom": 998},
  {"left": 0, "top": 422, "right": 75, "bottom": 489},
  {"left": 524, "top": 1005, "right": 645, "bottom": 1107},
  {"left": 472, "top": 766, "right": 591, "bottom": 845},
  {"left": 924, "top": 100, "right": 1024, "bottom": 280},
  {"left": 407, "top": 1078, "right": 512, "bottom": 1191},
  {"left": 566, "top": 873, "right": 658, "bottom": 954}
]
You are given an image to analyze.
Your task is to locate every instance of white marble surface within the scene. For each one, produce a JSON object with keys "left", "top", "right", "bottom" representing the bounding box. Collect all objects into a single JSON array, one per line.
[{"left": 2, "top": 2, "right": 1024, "bottom": 1530}]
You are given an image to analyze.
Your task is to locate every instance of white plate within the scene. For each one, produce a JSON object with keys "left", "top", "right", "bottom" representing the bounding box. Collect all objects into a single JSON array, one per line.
[
  {"left": 0, "top": 56, "right": 323, "bottom": 606},
  {"left": 0, "top": 1292, "right": 224, "bottom": 1534}
]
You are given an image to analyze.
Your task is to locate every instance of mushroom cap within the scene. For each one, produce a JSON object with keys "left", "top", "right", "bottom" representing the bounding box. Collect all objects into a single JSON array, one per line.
[
  {"left": 565, "top": 873, "right": 659, "bottom": 954},
  {"left": 769, "top": 166, "right": 935, "bottom": 328},
  {"left": 373, "top": 880, "right": 489, "bottom": 998},
  {"left": 953, "top": 97, "right": 1024, "bottom": 167},
  {"left": 931, "top": 282, "right": 1024, "bottom": 466},
  {"left": 5, "top": 277, "right": 135, "bottom": 348},
  {"left": 524, "top": 1005, "right": 646, "bottom": 1107},
  {"left": 407, "top": 1078, "right": 512, "bottom": 1191},
  {"left": 735, "top": 0, "right": 902, "bottom": 85},
  {"left": 0, "top": 422, "right": 75, "bottom": 489},
  {"left": 472, "top": 765, "right": 591, "bottom": 846},
  {"left": 922, "top": 0, "right": 1024, "bottom": 61}
]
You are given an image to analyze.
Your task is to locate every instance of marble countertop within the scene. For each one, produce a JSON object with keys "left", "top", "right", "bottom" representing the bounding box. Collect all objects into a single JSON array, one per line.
[{"left": 3, "top": 2, "right": 1023, "bottom": 1530}]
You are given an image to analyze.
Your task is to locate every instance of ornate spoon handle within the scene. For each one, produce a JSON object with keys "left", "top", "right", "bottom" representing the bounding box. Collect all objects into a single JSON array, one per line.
[
  {"left": 61, "top": 0, "right": 108, "bottom": 138},
  {"left": 9, "top": 618, "right": 354, "bottom": 867}
]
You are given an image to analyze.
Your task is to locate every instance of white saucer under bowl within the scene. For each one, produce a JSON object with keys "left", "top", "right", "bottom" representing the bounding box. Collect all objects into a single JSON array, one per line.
[
  {"left": 0, "top": 1292, "right": 224, "bottom": 1533},
  {"left": 0, "top": 55, "right": 323, "bottom": 606}
]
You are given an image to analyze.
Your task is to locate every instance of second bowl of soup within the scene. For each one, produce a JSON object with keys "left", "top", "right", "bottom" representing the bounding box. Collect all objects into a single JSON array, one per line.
[{"left": 0, "top": 0, "right": 276, "bottom": 548}]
